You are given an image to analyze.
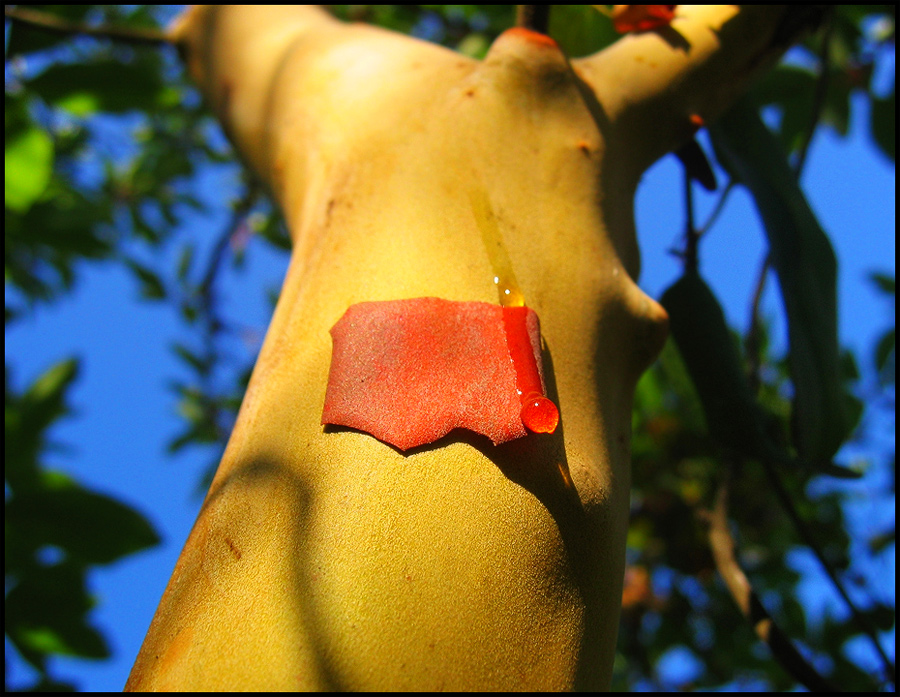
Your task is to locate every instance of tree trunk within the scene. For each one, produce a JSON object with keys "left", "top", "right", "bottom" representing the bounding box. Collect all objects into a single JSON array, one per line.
[{"left": 126, "top": 6, "right": 793, "bottom": 690}]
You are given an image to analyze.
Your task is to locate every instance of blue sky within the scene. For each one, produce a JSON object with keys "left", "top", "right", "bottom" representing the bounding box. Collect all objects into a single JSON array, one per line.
[{"left": 5, "top": 57, "right": 895, "bottom": 695}]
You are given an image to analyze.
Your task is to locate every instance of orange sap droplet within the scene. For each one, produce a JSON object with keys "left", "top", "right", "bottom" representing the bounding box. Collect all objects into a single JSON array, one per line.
[
  {"left": 470, "top": 188, "right": 559, "bottom": 435},
  {"left": 520, "top": 393, "right": 559, "bottom": 433},
  {"left": 502, "top": 306, "right": 559, "bottom": 435}
]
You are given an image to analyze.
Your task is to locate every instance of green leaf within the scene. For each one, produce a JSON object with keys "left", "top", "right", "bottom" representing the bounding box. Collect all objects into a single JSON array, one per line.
[
  {"left": 5, "top": 562, "right": 109, "bottom": 665},
  {"left": 21, "top": 357, "right": 79, "bottom": 442},
  {"left": 548, "top": 5, "right": 620, "bottom": 58},
  {"left": 710, "top": 99, "right": 850, "bottom": 468},
  {"left": 860, "top": 601, "right": 898, "bottom": 632},
  {"left": 751, "top": 64, "right": 817, "bottom": 154},
  {"left": 124, "top": 258, "right": 167, "bottom": 300},
  {"left": 255, "top": 208, "right": 291, "bottom": 251},
  {"left": 821, "top": 67, "right": 852, "bottom": 137},
  {"left": 27, "top": 59, "right": 167, "bottom": 116},
  {"left": 456, "top": 32, "right": 490, "bottom": 59},
  {"left": 874, "top": 329, "right": 895, "bottom": 386},
  {"left": 5, "top": 174, "right": 115, "bottom": 301},
  {"left": 166, "top": 419, "right": 221, "bottom": 454},
  {"left": 6, "top": 473, "right": 160, "bottom": 565},
  {"left": 5, "top": 359, "right": 80, "bottom": 498},
  {"left": 5, "top": 125, "right": 54, "bottom": 213},
  {"left": 660, "top": 272, "right": 788, "bottom": 466},
  {"left": 816, "top": 462, "right": 865, "bottom": 479},
  {"left": 25, "top": 358, "right": 79, "bottom": 406},
  {"left": 869, "top": 272, "right": 896, "bottom": 296},
  {"left": 172, "top": 342, "right": 212, "bottom": 376},
  {"left": 176, "top": 243, "right": 195, "bottom": 281},
  {"left": 868, "top": 527, "right": 895, "bottom": 555}
]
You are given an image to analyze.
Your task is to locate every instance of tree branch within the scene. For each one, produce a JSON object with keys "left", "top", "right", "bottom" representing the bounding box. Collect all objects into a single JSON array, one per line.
[
  {"left": 703, "top": 482, "right": 840, "bottom": 693},
  {"left": 573, "top": 6, "right": 820, "bottom": 182},
  {"left": 757, "top": 455, "right": 896, "bottom": 687},
  {"left": 4, "top": 6, "right": 170, "bottom": 46},
  {"left": 697, "top": 179, "right": 735, "bottom": 237},
  {"left": 682, "top": 165, "right": 699, "bottom": 275},
  {"left": 515, "top": 5, "right": 551, "bottom": 35}
]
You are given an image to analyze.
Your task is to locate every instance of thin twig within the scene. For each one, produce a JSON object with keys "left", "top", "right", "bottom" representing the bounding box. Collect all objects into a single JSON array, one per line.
[
  {"left": 683, "top": 169, "right": 699, "bottom": 275},
  {"left": 703, "top": 481, "right": 840, "bottom": 693},
  {"left": 198, "top": 186, "right": 260, "bottom": 310},
  {"left": 758, "top": 456, "right": 896, "bottom": 687},
  {"left": 4, "top": 6, "right": 170, "bottom": 46},
  {"left": 515, "top": 5, "right": 551, "bottom": 35},
  {"left": 190, "top": 186, "right": 260, "bottom": 447},
  {"left": 674, "top": 138, "right": 718, "bottom": 192},
  {"left": 697, "top": 179, "right": 735, "bottom": 237}
]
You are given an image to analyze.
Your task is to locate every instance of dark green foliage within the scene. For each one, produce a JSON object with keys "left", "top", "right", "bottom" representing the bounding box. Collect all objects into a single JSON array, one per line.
[
  {"left": 661, "top": 272, "right": 788, "bottom": 466},
  {"left": 4, "top": 4, "right": 894, "bottom": 692},
  {"left": 711, "top": 100, "right": 856, "bottom": 468},
  {"left": 5, "top": 360, "right": 159, "bottom": 690}
]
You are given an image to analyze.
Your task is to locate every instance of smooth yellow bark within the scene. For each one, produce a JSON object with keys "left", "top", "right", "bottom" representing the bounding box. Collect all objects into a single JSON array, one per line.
[{"left": 127, "top": 6, "right": 790, "bottom": 691}]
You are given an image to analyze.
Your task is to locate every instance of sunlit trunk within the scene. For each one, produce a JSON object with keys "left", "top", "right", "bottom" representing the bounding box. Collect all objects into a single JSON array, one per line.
[{"left": 126, "top": 6, "right": 789, "bottom": 690}]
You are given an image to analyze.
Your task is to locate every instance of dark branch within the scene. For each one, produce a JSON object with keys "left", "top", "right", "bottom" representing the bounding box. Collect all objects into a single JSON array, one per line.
[
  {"left": 758, "top": 455, "right": 896, "bottom": 687},
  {"left": 515, "top": 5, "right": 551, "bottom": 35},
  {"left": 682, "top": 166, "right": 699, "bottom": 275},
  {"left": 703, "top": 483, "right": 841, "bottom": 693},
  {"left": 4, "top": 6, "right": 170, "bottom": 46},
  {"left": 697, "top": 179, "right": 735, "bottom": 237}
]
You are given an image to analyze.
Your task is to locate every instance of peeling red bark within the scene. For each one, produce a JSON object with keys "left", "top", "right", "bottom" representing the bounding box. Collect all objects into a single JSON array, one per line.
[{"left": 322, "top": 298, "right": 555, "bottom": 450}]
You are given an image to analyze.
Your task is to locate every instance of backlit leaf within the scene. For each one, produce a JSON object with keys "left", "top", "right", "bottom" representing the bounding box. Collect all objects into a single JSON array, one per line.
[
  {"left": 5, "top": 126, "right": 54, "bottom": 213},
  {"left": 710, "top": 99, "right": 851, "bottom": 468}
]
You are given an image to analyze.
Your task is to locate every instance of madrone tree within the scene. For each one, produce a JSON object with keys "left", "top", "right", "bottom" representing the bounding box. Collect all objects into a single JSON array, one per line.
[{"left": 5, "top": 5, "right": 895, "bottom": 692}]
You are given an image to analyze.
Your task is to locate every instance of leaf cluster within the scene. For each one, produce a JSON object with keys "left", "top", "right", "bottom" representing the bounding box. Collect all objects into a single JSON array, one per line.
[
  {"left": 618, "top": 5, "right": 895, "bottom": 688},
  {"left": 4, "top": 4, "right": 895, "bottom": 692},
  {"left": 5, "top": 359, "right": 159, "bottom": 691},
  {"left": 5, "top": 5, "right": 212, "bottom": 689}
]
